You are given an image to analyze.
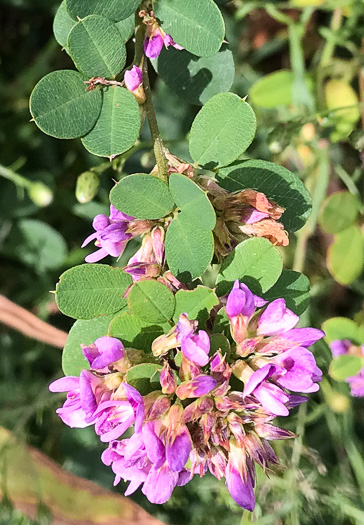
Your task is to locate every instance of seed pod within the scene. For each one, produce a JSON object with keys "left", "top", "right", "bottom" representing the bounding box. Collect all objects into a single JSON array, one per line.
[
  {"left": 75, "top": 171, "right": 100, "bottom": 203},
  {"left": 28, "top": 182, "right": 53, "bottom": 207}
]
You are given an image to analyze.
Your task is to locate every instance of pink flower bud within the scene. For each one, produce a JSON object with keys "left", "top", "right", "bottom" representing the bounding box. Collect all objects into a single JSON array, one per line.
[{"left": 160, "top": 362, "right": 177, "bottom": 394}]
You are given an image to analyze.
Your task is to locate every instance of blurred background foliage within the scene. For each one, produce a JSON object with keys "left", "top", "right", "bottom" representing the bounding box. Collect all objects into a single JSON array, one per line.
[{"left": 1, "top": 0, "right": 364, "bottom": 523}]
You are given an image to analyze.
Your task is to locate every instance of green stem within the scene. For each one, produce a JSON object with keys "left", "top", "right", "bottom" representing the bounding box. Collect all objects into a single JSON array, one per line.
[
  {"left": 0, "top": 164, "right": 31, "bottom": 189},
  {"left": 142, "top": 58, "right": 169, "bottom": 182},
  {"left": 320, "top": 8, "right": 343, "bottom": 68}
]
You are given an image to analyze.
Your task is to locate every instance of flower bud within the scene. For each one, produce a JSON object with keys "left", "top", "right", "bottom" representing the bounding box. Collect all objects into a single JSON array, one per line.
[
  {"left": 28, "top": 182, "right": 53, "bottom": 207},
  {"left": 160, "top": 362, "right": 177, "bottom": 394},
  {"left": 75, "top": 171, "right": 100, "bottom": 204},
  {"left": 124, "top": 66, "right": 146, "bottom": 104}
]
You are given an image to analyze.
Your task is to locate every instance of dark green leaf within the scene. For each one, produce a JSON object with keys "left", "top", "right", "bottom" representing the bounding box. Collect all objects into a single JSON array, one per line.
[
  {"left": 189, "top": 93, "right": 256, "bottom": 168},
  {"left": 217, "top": 159, "right": 312, "bottom": 232},
  {"left": 128, "top": 280, "right": 176, "bottom": 323},
  {"left": 53, "top": 0, "right": 76, "bottom": 48},
  {"left": 125, "top": 363, "right": 162, "bottom": 395},
  {"left": 30, "top": 70, "right": 102, "bottom": 139},
  {"left": 216, "top": 237, "right": 282, "bottom": 296},
  {"left": 116, "top": 14, "right": 135, "bottom": 42},
  {"left": 109, "top": 312, "right": 170, "bottom": 352},
  {"left": 56, "top": 264, "right": 132, "bottom": 319},
  {"left": 262, "top": 270, "right": 310, "bottom": 315},
  {"left": 152, "top": 44, "right": 234, "bottom": 106},
  {"left": 68, "top": 15, "right": 126, "bottom": 78},
  {"left": 66, "top": 0, "right": 141, "bottom": 22},
  {"left": 110, "top": 173, "right": 175, "bottom": 219}
]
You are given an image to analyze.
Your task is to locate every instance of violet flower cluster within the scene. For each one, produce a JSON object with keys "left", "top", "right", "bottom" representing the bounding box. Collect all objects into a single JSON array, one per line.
[
  {"left": 329, "top": 339, "right": 364, "bottom": 397},
  {"left": 50, "top": 281, "right": 324, "bottom": 510}
]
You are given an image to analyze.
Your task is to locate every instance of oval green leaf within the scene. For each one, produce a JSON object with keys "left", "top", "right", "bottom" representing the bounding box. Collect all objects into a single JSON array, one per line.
[
  {"left": 81, "top": 87, "right": 140, "bottom": 158},
  {"left": 154, "top": 0, "right": 225, "bottom": 57},
  {"left": 53, "top": 0, "right": 76, "bottom": 48},
  {"left": 125, "top": 363, "right": 162, "bottom": 395},
  {"left": 169, "top": 173, "right": 216, "bottom": 230},
  {"left": 56, "top": 264, "right": 132, "bottom": 319},
  {"left": 165, "top": 213, "right": 214, "bottom": 282},
  {"left": 109, "top": 312, "right": 170, "bottom": 352},
  {"left": 262, "top": 270, "right": 310, "bottom": 315},
  {"left": 66, "top": 0, "right": 141, "bottom": 22},
  {"left": 216, "top": 237, "right": 283, "bottom": 296},
  {"left": 68, "top": 15, "right": 126, "bottom": 78},
  {"left": 217, "top": 159, "right": 312, "bottom": 232},
  {"left": 62, "top": 315, "right": 115, "bottom": 375},
  {"left": 327, "top": 225, "right": 364, "bottom": 286},
  {"left": 173, "top": 286, "right": 219, "bottom": 326},
  {"left": 128, "top": 280, "right": 176, "bottom": 323},
  {"left": 249, "top": 70, "right": 314, "bottom": 108},
  {"left": 152, "top": 44, "right": 234, "bottom": 106},
  {"left": 330, "top": 354, "right": 363, "bottom": 382},
  {"left": 116, "top": 14, "right": 135, "bottom": 42},
  {"left": 319, "top": 191, "right": 361, "bottom": 235},
  {"left": 189, "top": 93, "right": 256, "bottom": 168},
  {"left": 110, "top": 173, "right": 174, "bottom": 219},
  {"left": 322, "top": 317, "right": 364, "bottom": 345},
  {"left": 30, "top": 70, "right": 102, "bottom": 139}
]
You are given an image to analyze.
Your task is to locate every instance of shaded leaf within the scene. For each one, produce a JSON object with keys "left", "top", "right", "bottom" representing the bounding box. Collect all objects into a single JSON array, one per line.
[
  {"left": 173, "top": 286, "right": 219, "bottom": 326},
  {"left": 323, "top": 317, "right": 364, "bottom": 345},
  {"left": 327, "top": 225, "right": 364, "bottom": 285},
  {"left": 262, "top": 270, "right": 310, "bottom": 315},
  {"left": 66, "top": 0, "right": 141, "bottom": 22},
  {"left": 128, "top": 280, "right": 176, "bottom": 323},
  {"left": 116, "top": 13, "right": 135, "bottom": 42},
  {"left": 53, "top": 0, "right": 76, "bottom": 48},
  {"left": 319, "top": 191, "right": 361, "bottom": 234},
  {"left": 249, "top": 70, "right": 314, "bottom": 108},
  {"left": 330, "top": 354, "right": 363, "bottom": 382},
  {"left": 125, "top": 363, "right": 162, "bottom": 395},
  {"left": 109, "top": 311, "right": 170, "bottom": 352}
]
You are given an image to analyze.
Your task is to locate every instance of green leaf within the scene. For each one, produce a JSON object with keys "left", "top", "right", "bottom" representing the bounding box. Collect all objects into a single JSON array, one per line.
[
  {"left": 154, "top": 0, "right": 225, "bottom": 57},
  {"left": 4, "top": 219, "right": 67, "bottom": 273},
  {"left": 165, "top": 213, "right": 214, "bottom": 282},
  {"left": 68, "top": 15, "right": 126, "bottom": 78},
  {"left": 262, "top": 270, "right": 310, "bottom": 315},
  {"left": 189, "top": 93, "right": 256, "bottom": 168},
  {"left": 173, "top": 286, "right": 219, "bottom": 325},
  {"left": 152, "top": 44, "right": 234, "bottom": 106},
  {"left": 128, "top": 280, "right": 176, "bottom": 323},
  {"left": 56, "top": 264, "right": 132, "bottom": 319},
  {"left": 322, "top": 317, "right": 364, "bottom": 345},
  {"left": 327, "top": 225, "right": 364, "bottom": 285},
  {"left": 216, "top": 237, "right": 283, "bottom": 296},
  {"left": 210, "top": 333, "right": 230, "bottom": 355},
  {"left": 249, "top": 70, "right": 314, "bottom": 108},
  {"left": 66, "top": 0, "right": 141, "bottom": 22},
  {"left": 109, "top": 312, "right": 170, "bottom": 352},
  {"left": 81, "top": 87, "right": 140, "bottom": 158},
  {"left": 53, "top": 0, "right": 76, "bottom": 48},
  {"left": 110, "top": 173, "right": 175, "bottom": 219},
  {"left": 330, "top": 354, "right": 363, "bottom": 382},
  {"left": 116, "top": 14, "right": 135, "bottom": 42},
  {"left": 217, "top": 159, "right": 312, "bottom": 232},
  {"left": 169, "top": 173, "right": 216, "bottom": 230},
  {"left": 125, "top": 363, "right": 162, "bottom": 395},
  {"left": 319, "top": 191, "right": 361, "bottom": 234},
  {"left": 62, "top": 315, "right": 115, "bottom": 376},
  {"left": 212, "top": 307, "right": 230, "bottom": 336},
  {"left": 30, "top": 70, "right": 102, "bottom": 139}
]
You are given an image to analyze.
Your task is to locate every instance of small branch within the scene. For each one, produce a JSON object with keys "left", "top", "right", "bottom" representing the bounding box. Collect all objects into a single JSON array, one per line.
[
  {"left": 0, "top": 295, "right": 67, "bottom": 349},
  {"left": 142, "top": 58, "right": 169, "bottom": 182}
]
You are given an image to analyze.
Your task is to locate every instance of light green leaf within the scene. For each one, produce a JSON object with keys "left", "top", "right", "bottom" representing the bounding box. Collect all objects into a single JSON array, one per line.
[
  {"left": 165, "top": 213, "right": 214, "bottom": 282},
  {"left": 68, "top": 15, "right": 126, "bottom": 78},
  {"left": 110, "top": 173, "right": 174, "bottom": 219},
  {"left": 128, "top": 280, "right": 176, "bottom": 323},
  {"left": 116, "top": 14, "right": 135, "bottom": 42},
  {"left": 109, "top": 311, "right": 170, "bottom": 352},
  {"left": 125, "top": 363, "right": 162, "bottom": 395},
  {"left": 53, "top": 0, "right": 76, "bottom": 48},
  {"left": 66, "top": 0, "right": 141, "bottom": 22},
  {"left": 330, "top": 354, "right": 363, "bottom": 382},
  {"left": 262, "top": 270, "right": 310, "bottom": 315},
  {"left": 173, "top": 285, "right": 219, "bottom": 326},
  {"left": 217, "top": 159, "right": 312, "bottom": 232},
  {"left": 81, "top": 87, "right": 140, "bottom": 158},
  {"left": 30, "top": 70, "right": 102, "bottom": 139},
  {"left": 4, "top": 219, "right": 67, "bottom": 273},
  {"left": 169, "top": 173, "right": 216, "bottom": 230},
  {"left": 249, "top": 70, "right": 314, "bottom": 108},
  {"left": 56, "top": 264, "right": 132, "bottom": 319},
  {"left": 327, "top": 225, "right": 364, "bottom": 285},
  {"left": 152, "top": 44, "right": 234, "bottom": 106},
  {"left": 189, "top": 93, "right": 256, "bottom": 168},
  {"left": 323, "top": 317, "right": 364, "bottom": 345},
  {"left": 216, "top": 237, "right": 282, "bottom": 296},
  {"left": 154, "top": 0, "right": 225, "bottom": 57},
  {"left": 319, "top": 191, "right": 361, "bottom": 234},
  {"left": 62, "top": 315, "right": 115, "bottom": 376}
]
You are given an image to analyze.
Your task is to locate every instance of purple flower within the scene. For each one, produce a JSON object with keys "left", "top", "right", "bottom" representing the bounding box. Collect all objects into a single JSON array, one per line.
[
  {"left": 225, "top": 441, "right": 255, "bottom": 511},
  {"left": 82, "top": 336, "right": 124, "bottom": 371},
  {"left": 144, "top": 27, "right": 183, "bottom": 59},
  {"left": 347, "top": 370, "right": 364, "bottom": 397},
  {"left": 329, "top": 339, "right": 351, "bottom": 357},
  {"left": 329, "top": 339, "right": 364, "bottom": 397},
  {"left": 273, "top": 347, "right": 322, "bottom": 393},
  {"left": 244, "top": 365, "right": 290, "bottom": 416},
  {"left": 176, "top": 375, "right": 217, "bottom": 400},
  {"left": 257, "top": 299, "right": 298, "bottom": 336},
  {"left": 81, "top": 205, "right": 134, "bottom": 263},
  {"left": 180, "top": 330, "right": 211, "bottom": 366},
  {"left": 124, "top": 66, "right": 142, "bottom": 92}
]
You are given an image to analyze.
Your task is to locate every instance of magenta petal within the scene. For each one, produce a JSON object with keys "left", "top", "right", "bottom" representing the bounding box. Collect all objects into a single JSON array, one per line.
[
  {"left": 257, "top": 299, "right": 298, "bottom": 336},
  {"left": 99, "top": 415, "right": 135, "bottom": 442},
  {"left": 124, "top": 65, "right": 143, "bottom": 91},
  {"left": 142, "top": 423, "right": 165, "bottom": 467},
  {"left": 330, "top": 339, "right": 351, "bottom": 357},
  {"left": 142, "top": 465, "right": 178, "bottom": 504},
  {"left": 49, "top": 376, "right": 80, "bottom": 392},
  {"left": 181, "top": 336, "right": 210, "bottom": 366},
  {"left": 79, "top": 370, "right": 98, "bottom": 418},
  {"left": 283, "top": 327, "right": 325, "bottom": 346},
  {"left": 166, "top": 428, "right": 191, "bottom": 472},
  {"left": 191, "top": 375, "right": 217, "bottom": 397},
  {"left": 85, "top": 248, "right": 109, "bottom": 263},
  {"left": 225, "top": 463, "right": 255, "bottom": 511},
  {"left": 144, "top": 34, "right": 164, "bottom": 59},
  {"left": 81, "top": 232, "right": 98, "bottom": 248},
  {"left": 56, "top": 406, "right": 90, "bottom": 428},
  {"left": 243, "top": 364, "right": 276, "bottom": 397},
  {"left": 254, "top": 386, "right": 289, "bottom": 416},
  {"left": 91, "top": 336, "right": 124, "bottom": 370}
]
